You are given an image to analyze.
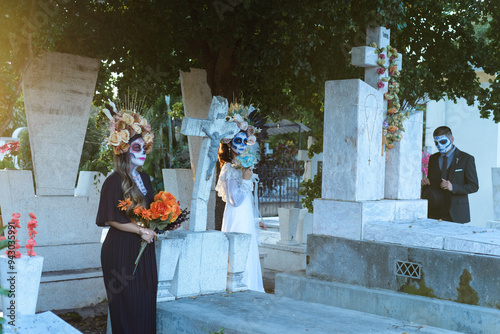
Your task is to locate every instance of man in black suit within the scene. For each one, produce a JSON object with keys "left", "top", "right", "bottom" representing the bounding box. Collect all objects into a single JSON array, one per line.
[{"left": 421, "top": 126, "right": 479, "bottom": 223}]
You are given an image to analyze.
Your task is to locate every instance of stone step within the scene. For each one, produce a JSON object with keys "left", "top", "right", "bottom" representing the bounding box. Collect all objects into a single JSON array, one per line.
[
  {"left": 157, "top": 290, "right": 459, "bottom": 334},
  {"left": 276, "top": 272, "right": 500, "bottom": 334}
]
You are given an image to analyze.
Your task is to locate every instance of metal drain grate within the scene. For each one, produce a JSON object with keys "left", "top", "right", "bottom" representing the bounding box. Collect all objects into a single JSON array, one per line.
[{"left": 395, "top": 260, "right": 421, "bottom": 279}]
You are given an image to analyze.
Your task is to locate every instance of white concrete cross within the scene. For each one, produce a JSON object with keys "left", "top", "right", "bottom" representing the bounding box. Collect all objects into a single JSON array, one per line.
[
  {"left": 181, "top": 96, "right": 239, "bottom": 231},
  {"left": 351, "top": 27, "right": 403, "bottom": 92},
  {"left": 298, "top": 136, "right": 323, "bottom": 182}
]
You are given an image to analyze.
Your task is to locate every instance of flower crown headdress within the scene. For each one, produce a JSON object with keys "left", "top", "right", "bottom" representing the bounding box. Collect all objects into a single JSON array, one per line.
[
  {"left": 221, "top": 102, "right": 265, "bottom": 145},
  {"left": 102, "top": 99, "right": 154, "bottom": 155}
]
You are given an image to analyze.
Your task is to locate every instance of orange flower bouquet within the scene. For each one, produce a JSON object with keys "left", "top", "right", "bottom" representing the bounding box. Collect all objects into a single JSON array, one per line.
[{"left": 118, "top": 191, "right": 189, "bottom": 274}]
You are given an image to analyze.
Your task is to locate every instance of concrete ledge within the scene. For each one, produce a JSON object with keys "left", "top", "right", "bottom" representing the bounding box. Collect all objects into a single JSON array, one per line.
[
  {"left": 259, "top": 242, "right": 306, "bottom": 271},
  {"left": 275, "top": 273, "right": 500, "bottom": 334},
  {"left": 157, "top": 290, "right": 458, "bottom": 334},
  {"left": 38, "top": 269, "right": 106, "bottom": 312},
  {"left": 2, "top": 311, "right": 81, "bottom": 334}
]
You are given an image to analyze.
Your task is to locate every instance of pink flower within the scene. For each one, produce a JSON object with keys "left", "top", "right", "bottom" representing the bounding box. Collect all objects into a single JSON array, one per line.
[
  {"left": 377, "top": 67, "right": 386, "bottom": 75},
  {"left": 25, "top": 237, "right": 37, "bottom": 248},
  {"left": 29, "top": 212, "right": 36, "bottom": 219},
  {"left": 246, "top": 126, "right": 256, "bottom": 136},
  {"left": 247, "top": 135, "right": 257, "bottom": 145},
  {"left": 236, "top": 121, "right": 248, "bottom": 131},
  {"left": 377, "top": 82, "right": 385, "bottom": 88},
  {"left": 378, "top": 53, "right": 386, "bottom": 59},
  {"left": 27, "top": 219, "right": 38, "bottom": 229}
]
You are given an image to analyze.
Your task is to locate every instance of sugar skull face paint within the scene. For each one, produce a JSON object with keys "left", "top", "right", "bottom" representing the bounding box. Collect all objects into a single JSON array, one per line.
[
  {"left": 231, "top": 132, "right": 248, "bottom": 155},
  {"left": 434, "top": 135, "right": 452, "bottom": 154},
  {"left": 129, "top": 137, "right": 147, "bottom": 166}
]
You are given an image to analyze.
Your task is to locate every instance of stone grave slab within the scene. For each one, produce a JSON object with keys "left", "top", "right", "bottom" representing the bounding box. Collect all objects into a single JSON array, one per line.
[
  {"left": 314, "top": 199, "right": 427, "bottom": 239},
  {"left": 364, "top": 219, "right": 500, "bottom": 255}
]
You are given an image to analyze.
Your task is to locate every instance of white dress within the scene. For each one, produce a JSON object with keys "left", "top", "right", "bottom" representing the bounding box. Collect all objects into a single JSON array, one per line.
[{"left": 216, "top": 162, "right": 264, "bottom": 292}]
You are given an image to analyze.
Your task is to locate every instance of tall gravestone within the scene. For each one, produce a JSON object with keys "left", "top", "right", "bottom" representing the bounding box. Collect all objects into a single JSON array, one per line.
[
  {"left": 313, "top": 27, "right": 426, "bottom": 239},
  {"left": 172, "top": 69, "right": 217, "bottom": 230},
  {"left": 0, "top": 52, "right": 106, "bottom": 311}
]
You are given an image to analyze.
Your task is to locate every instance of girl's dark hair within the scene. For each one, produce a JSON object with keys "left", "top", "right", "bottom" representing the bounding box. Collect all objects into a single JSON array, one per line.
[
  {"left": 114, "top": 134, "right": 147, "bottom": 216},
  {"left": 218, "top": 142, "right": 232, "bottom": 167}
]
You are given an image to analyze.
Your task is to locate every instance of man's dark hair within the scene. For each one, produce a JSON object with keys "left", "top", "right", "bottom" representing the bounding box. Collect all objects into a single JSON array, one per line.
[{"left": 433, "top": 126, "right": 452, "bottom": 138}]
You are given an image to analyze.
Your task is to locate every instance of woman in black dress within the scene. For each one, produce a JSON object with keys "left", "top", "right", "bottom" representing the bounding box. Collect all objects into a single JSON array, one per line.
[{"left": 96, "top": 104, "right": 158, "bottom": 333}]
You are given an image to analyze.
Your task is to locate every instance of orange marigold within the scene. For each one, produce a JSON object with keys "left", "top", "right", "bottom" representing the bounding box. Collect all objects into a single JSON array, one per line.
[
  {"left": 140, "top": 208, "right": 153, "bottom": 221},
  {"left": 118, "top": 198, "right": 133, "bottom": 211},
  {"left": 133, "top": 205, "right": 144, "bottom": 216}
]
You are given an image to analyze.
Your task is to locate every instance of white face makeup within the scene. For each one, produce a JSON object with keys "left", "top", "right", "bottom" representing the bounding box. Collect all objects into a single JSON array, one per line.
[
  {"left": 231, "top": 132, "right": 248, "bottom": 155},
  {"left": 434, "top": 135, "right": 452, "bottom": 154},
  {"left": 129, "top": 137, "right": 147, "bottom": 166}
]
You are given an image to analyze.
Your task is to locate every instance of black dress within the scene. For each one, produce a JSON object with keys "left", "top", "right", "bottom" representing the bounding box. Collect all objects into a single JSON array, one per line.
[{"left": 96, "top": 171, "right": 157, "bottom": 334}]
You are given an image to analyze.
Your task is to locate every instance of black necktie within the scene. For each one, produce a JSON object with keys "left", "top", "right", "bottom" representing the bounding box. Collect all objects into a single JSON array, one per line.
[{"left": 441, "top": 155, "right": 448, "bottom": 180}]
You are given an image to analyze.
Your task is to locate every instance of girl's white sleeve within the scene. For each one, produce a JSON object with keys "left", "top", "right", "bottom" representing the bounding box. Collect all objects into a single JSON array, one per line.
[{"left": 225, "top": 178, "right": 252, "bottom": 207}]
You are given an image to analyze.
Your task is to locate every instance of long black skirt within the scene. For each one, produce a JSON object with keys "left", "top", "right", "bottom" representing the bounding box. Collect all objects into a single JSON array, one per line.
[{"left": 101, "top": 227, "right": 158, "bottom": 334}]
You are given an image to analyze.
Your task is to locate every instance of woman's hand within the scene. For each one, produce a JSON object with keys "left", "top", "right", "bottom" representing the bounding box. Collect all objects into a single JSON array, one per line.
[
  {"left": 242, "top": 168, "right": 253, "bottom": 180},
  {"left": 139, "top": 227, "right": 157, "bottom": 244}
]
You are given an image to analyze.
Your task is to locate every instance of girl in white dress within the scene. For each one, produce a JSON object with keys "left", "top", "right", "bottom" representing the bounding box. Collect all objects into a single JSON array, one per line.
[{"left": 216, "top": 131, "right": 265, "bottom": 292}]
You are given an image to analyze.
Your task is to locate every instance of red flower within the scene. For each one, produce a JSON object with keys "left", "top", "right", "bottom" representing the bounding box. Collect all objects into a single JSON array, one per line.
[{"left": 29, "top": 212, "right": 37, "bottom": 219}]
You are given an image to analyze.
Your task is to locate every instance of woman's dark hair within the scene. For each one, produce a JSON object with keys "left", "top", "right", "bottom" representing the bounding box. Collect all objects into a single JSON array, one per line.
[
  {"left": 114, "top": 134, "right": 147, "bottom": 216},
  {"left": 218, "top": 142, "right": 232, "bottom": 167}
]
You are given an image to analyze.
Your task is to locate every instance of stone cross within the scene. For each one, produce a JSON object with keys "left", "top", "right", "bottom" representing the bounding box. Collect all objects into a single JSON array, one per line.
[
  {"left": 351, "top": 27, "right": 419, "bottom": 202},
  {"left": 181, "top": 96, "right": 239, "bottom": 232},
  {"left": 297, "top": 136, "right": 323, "bottom": 182},
  {"left": 351, "top": 27, "right": 403, "bottom": 92}
]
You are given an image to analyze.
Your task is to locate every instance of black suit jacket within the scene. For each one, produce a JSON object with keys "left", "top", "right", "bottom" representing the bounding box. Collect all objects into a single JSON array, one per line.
[{"left": 423, "top": 148, "right": 479, "bottom": 223}]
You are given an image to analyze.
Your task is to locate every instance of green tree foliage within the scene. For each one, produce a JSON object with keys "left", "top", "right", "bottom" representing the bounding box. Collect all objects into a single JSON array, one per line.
[{"left": 1, "top": 1, "right": 499, "bottom": 135}]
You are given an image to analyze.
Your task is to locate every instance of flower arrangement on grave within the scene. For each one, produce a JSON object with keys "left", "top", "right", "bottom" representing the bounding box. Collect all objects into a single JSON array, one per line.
[
  {"left": 0, "top": 141, "right": 20, "bottom": 167},
  {"left": 118, "top": 191, "right": 189, "bottom": 274},
  {"left": 370, "top": 42, "right": 410, "bottom": 149},
  {"left": 1, "top": 212, "right": 38, "bottom": 258},
  {"left": 422, "top": 151, "right": 431, "bottom": 177},
  {"left": 26, "top": 213, "right": 38, "bottom": 256},
  {"left": 103, "top": 100, "right": 154, "bottom": 155}
]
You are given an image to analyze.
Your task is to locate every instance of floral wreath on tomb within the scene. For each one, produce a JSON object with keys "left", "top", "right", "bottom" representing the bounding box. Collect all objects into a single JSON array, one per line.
[
  {"left": 371, "top": 42, "right": 410, "bottom": 149},
  {"left": 102, "top": 99, "right": 154, "bottom": 155}
]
